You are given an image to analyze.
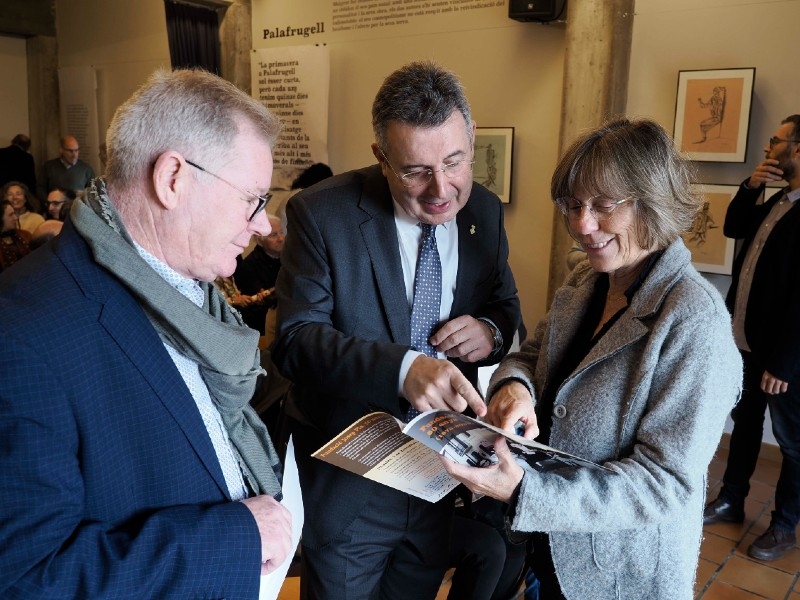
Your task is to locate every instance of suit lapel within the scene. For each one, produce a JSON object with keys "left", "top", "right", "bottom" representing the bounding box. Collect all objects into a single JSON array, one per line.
[
  {"left": 358, "top": 171, "right": 411, "bottom": 344},
  {"left": 57, "top": 225, "right": 232, "bottom": 497},
  {"left": 451, "top": 203, "right": 481, "bottom": 317}
]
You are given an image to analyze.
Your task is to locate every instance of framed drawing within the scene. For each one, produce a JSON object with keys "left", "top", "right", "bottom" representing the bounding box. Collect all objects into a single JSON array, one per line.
[
  {"left": 683, "top": 184, "right": 737, "bottom": 274},
  {"left": 474, "top": 127, "right": 514, "bottom": 203},
  {"left": 673, "top": 68, "right": 755, "bottom": 162}
]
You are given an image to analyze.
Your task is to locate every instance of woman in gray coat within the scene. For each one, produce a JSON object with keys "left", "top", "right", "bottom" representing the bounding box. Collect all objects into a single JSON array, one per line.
[{"left": 442, "top": 118, "right": 742, "bottom": 599}]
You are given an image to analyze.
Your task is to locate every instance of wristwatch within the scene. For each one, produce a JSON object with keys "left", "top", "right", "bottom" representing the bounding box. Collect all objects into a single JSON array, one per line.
[{"left": 479, "top": 318, "right": 503, "bottom": 353}]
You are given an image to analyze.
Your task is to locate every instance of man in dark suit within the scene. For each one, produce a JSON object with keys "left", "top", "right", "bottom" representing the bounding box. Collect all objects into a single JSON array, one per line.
[
  {"left": 0, "top": 133, "right": 37, "bottom": 193},
  {"left": 704, "top": 114, "right": 800, "bottom": 561},
  {"left": 272, "top": 61, "right": 521, "bottom": 600},
  {"left": 0, "top": 69, "right": 293, "bottom": 598}
]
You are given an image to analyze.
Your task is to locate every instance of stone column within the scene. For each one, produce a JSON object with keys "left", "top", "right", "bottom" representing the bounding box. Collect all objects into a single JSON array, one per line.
[
  {"left": 547, "top": 0, "right": 634, "bottom": 303},
  {"left": 219, "top": 0, "right": 253, "bottom": 93},
  {"left": 26, "top": 34, "right": 60, "bottom": 199}
]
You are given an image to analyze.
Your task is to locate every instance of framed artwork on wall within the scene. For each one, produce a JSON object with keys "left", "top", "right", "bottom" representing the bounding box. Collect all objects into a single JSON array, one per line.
[
  {"left": 683, "top": 184, "right": 737, "bottom": 274},
  {"left": 473, "top": 127, "right": 514, "bottom": 203},
  {"left": 673, "top": 68, "right": 755, "bottom": 162}
]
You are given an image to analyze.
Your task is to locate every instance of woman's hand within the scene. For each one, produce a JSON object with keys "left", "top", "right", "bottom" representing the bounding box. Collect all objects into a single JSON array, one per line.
[
  {"left": 487, "top": 381, "right": 539, "bottom": 439},
  {"left": 440, "top": 436, "right": 524, "bottom": 503}
]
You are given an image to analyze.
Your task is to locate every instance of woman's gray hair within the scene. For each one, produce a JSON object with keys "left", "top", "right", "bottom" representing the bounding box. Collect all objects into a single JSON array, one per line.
[
  {"left": 105, "top": 68, "right": 281, "bottom": 190},
  {"left": 372, "top": 61, "right": 473, "bottom": 154},
  {"left": 551, "top": 117, "right": 701, "bottom": 251}
]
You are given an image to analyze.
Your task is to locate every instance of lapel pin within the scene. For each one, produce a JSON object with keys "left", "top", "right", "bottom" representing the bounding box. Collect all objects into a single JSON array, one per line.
[{"left": 470, "top": 225, "right": 476, "bottom": 235}]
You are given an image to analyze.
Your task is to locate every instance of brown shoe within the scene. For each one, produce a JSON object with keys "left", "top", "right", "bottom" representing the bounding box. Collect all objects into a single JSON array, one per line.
[
  {"left": 703, "top": 497, "right": 744, "bottom": 525},
  {"left": 747, "top": 525, "right": 796, "bottom": 561}
]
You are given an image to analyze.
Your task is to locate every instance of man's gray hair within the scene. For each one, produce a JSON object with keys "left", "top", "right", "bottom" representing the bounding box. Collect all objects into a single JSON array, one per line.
[
  {"left": 105, "top": 68, "right": 281, "bottom": 189},
  {"left": 372, "top": 61, "right": 473, "bottom": 153},
  {"left": 551, "top": 117, "right": 701, "bottom": 251}
]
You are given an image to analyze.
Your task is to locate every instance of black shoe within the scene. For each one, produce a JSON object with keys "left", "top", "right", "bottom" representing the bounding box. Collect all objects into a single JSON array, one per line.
[
  {"left": 703, "top": 497, "right": 744, "bottom": 525},
  {"left": 747, "top": 525, "right": 796, "bottom": 561}
]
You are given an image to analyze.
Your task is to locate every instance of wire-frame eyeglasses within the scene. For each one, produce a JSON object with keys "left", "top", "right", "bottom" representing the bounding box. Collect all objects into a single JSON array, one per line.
[
  {"left": 555, "top": 195, "right": 634, "bottom": 222},
  {"left": 769, "top": 136, "right": 800, "bottom": 149},
  {"left": 378, "top": 148, "right": 474, "bottom": 189},
  {"left": 185, "top": 159, "right": 272, "bottom": 222}
]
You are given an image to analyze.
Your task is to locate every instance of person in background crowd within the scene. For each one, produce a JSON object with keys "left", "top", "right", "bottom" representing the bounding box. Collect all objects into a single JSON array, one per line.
[
  {"left": 272, "top": 60, "right": 521, "bottom": 600},
  {"left": 3, "top": 180, "right": 43, "bottom": 235},
  {"left": 98, "top": 141, "right": 108, "bottom": 173},
  {"left": 291, "top": 163, "right": 333, "bottom": 191},
  {"left": 441, "top": 118, "right": 742, "bottom": 599},
  {"left": 0, "top": 68, "right": 293, "bottom": 598},
  {"left": 703, "top": 114, "right": 800, "bottom": 562},
  {"left": 29, "top": 219, "right": 64, "bottom": 251},
  {"left": 215, "top": 270, "right": 272, "bottom": 313},
  {"left": 235, "top": 214, "right": 284, "bottom": 334},
  {"left": 45, "top": 187, "right": 77, "bottom": 221},
  {"left": 40, "top": 135, "right": 95, "bottom": 198},
  {"left": 0, "top": 134, "right": 37, "bottom": 193},
  {"left": 0, "top": 199, "right": 31, "bottom": 272}
]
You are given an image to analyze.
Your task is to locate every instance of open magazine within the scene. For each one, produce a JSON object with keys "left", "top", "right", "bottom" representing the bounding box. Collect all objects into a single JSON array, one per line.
[{"left": 313, "top": 409, "right": 610, "bottom": 503}]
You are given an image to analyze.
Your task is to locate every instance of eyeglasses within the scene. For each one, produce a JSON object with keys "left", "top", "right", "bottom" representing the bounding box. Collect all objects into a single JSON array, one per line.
[
  {"left": 185, "top": 159, "right": 272, "bottom": 222},
  {"left": 555, "top": 195, "right": 633, "bottom": 221},
  {"left": 769, "top": 137, "right": 800, "bottom": 148},
  {"left": 378, "top": 148, "right": 474, "bottom": 189}
]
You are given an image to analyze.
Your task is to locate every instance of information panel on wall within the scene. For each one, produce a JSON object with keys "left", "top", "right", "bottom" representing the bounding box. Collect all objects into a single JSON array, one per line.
[
  {"left": 254, "top": 0, "right": 509, "bottom": 44},
  {"left": 251, "top": 45, "right": 330, "bottom": 190},
  {"left": 58, "top": 66, "right": 101, "bottom": 176}
]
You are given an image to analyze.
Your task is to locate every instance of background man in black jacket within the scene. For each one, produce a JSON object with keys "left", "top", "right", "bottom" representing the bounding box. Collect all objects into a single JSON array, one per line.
[{"left": 704, "top": 114, "right": 800, "bottom": 562}]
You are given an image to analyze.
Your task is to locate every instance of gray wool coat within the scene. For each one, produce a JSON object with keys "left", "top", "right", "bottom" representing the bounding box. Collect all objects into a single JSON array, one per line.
[{"left": 488, "top": 238, "right": 742, "bottom": 599}]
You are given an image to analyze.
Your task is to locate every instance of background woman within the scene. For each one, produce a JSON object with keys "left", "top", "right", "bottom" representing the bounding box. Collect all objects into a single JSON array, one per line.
[
  {"left": 442, "top": 118, "right": 742, "bottom": 599},
  {"left": 1, "top": 200, "right": 31, "bottom": 271},
  {"left": 2, "top": 181, "right": 43, "bottom": 234}
]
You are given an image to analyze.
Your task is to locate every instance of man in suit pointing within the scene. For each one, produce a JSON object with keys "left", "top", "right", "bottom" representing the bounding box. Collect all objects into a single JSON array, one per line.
[{"left": 272, "top": 61, "right": 521, "bottom": 599}]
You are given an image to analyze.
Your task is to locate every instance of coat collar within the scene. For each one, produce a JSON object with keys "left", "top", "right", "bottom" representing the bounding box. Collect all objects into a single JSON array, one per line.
[
  {"left": 53, "top": 221, "right": 233, "bottom": 497},
  {"left": 356, "top": 166, "right": 412, "bottom": 344},
  {"left": 550, "top": 238, "right": 692, "bottom": 376}
]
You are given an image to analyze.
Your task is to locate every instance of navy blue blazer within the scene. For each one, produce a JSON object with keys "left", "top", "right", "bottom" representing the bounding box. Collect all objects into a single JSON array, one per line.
[
  {"left": 272, "top": 164, "right": 521, "bottom": 548},
  {"left": 0, "top": 221, "right": 262, "bottom": 598}
]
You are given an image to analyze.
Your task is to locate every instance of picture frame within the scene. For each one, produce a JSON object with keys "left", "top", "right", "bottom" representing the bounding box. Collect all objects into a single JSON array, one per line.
[
  {"left": 474, "top": 127, "right": 514, "bottom": 203},
  {"left": 683, "top": 184, "right": 737, "bottom": 274},
  {"left": 673, "top": 68, "right": 755, "bottom": 162}
]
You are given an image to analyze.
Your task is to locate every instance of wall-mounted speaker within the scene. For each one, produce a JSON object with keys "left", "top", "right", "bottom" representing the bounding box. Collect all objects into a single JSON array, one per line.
[{"left": 508, "top": 0, "right": 565, "bottom": 22}]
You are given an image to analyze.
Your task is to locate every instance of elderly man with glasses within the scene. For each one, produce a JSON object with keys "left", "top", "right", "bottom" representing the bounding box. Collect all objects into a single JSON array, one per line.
[
  {"left": 271, "top": 60, "right": 521, "bottom": 600},
  {"left": 0, "top": 69, "right": 295, "bottom": 598},
  {"left": 704, "top": 114, "right": 800, "bottom": 561}
]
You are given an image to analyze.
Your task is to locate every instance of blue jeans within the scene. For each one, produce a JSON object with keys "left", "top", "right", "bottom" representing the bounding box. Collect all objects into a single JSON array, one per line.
[
  {"left": 768, "top": 383, "right": 800, "bottom": 530},
  {"left": 721, "top": 351, "right": 800, "bottom": 530},
  {"left": 719, "top": 351, "right": 768, "bottom": 504}
]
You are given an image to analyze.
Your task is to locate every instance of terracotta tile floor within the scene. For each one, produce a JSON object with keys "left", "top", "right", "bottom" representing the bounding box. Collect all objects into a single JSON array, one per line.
[{"left": 278, "top": 437, "right": 798, "bottom": 599}]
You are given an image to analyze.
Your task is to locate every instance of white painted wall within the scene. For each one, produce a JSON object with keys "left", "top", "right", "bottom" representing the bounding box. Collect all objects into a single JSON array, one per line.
[{"left": 55, "top": 0, "right": 171, "bottom": 147}]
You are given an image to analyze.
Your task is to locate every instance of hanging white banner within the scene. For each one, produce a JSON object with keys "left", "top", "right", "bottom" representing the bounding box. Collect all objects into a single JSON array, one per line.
[{"left": 251, "top": 45, "right": 330, "bottom": 191}]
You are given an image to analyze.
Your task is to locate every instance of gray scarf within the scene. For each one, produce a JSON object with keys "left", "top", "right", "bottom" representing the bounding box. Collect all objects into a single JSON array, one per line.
[{"left": 72, "top": 179, "right": 282, "bottom": 500}]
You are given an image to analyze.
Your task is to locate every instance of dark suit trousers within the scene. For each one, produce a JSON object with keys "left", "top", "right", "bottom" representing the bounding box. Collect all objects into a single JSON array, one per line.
[{"left": 300, "top": 483, "right": 453, "bottom": 600}]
